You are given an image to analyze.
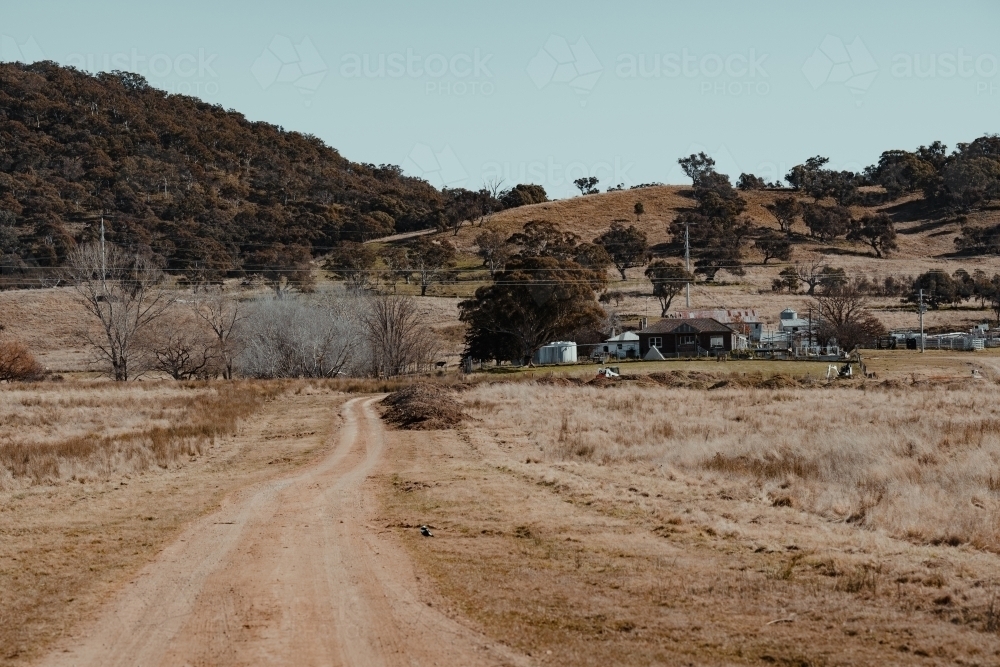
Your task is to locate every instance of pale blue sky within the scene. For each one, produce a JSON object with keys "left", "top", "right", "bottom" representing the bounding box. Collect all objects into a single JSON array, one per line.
[{"left": 1, "top": 1, "right": 998, "bottom": 197}]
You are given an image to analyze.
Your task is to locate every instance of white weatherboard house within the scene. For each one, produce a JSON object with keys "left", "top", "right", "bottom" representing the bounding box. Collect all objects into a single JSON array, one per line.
[{"left": 600, "top": 331, "right": 640, "bottom": 359}]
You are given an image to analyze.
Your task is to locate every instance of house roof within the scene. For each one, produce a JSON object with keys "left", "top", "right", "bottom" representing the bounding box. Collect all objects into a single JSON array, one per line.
[
  {"left": 637, "top": 318, "right": 734, "bottom": 335},
  {"left": 605, "top": 332, "right": 639, "bottom": 343}
]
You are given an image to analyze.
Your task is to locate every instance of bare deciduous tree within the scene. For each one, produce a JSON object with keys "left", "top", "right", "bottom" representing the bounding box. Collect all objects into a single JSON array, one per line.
[
  {"left": 478, "top": 177, "right": 505, "bottom": 227},
  {"left": 66, "top": 243, "right": 174, "bottom": 381},
  {"left": 362, "top": 294, "right": 440, "bottom": 377},
  {"left": 193, "top": 288, "right": 246, "bottom": 379},
  {"left": 815, "top": 283, "right": 886, "bottom": 350},
  {"left": 795, "top": 258, "right": 845, "bottom": 296},
  {"left": 236, "top": 296, "right": 360, "bottom": 378},
  {"left": 144, "top": 315, "right": 220, "bottom": 380}
]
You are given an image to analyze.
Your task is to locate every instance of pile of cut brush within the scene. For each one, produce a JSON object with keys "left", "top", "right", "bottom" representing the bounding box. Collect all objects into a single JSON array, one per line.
[{"left": 380, "top": 383, "right": 465, "bottom": 430}]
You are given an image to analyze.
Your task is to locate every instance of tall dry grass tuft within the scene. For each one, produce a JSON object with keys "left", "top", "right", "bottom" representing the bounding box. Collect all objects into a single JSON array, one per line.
[
  {"left": 463, "top": 380, "right": 1000, "bottom": 552},
  {"left": 0, "top": 381, "right": 279, "bottom": 489}
]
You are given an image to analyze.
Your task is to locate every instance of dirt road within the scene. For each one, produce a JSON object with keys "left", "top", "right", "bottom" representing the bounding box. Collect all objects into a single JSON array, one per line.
[{"left": 40, "top": 397, "right": 522, "bottom": 667}]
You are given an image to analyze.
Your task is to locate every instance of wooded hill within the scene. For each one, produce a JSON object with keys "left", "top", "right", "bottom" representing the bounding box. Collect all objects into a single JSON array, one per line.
[{"left": 0, "top": 61, "right": 448, "bottom": 285}]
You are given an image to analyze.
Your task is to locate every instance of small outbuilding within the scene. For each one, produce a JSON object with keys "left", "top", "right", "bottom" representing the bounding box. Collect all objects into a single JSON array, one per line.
[
  {"left": 778, "top": 308, "right": 810, "bottom": 333},
  {"left": 636, "top": 318, "right": 734, "bottom": 358},
  {"left": 600, "top": 331, "right": 640, "bottom": 359}
]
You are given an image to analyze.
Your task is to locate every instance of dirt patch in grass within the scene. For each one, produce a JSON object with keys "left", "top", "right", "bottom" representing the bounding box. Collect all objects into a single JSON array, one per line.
[
  {"left": 644, "top": 369, "right": 811, "bottom": 390},
  {"left": 380, "top": 383, "right": 465, "bottom": 430},
  {"left": 533, "top": 375, "right": 586, "bottom": 387}
]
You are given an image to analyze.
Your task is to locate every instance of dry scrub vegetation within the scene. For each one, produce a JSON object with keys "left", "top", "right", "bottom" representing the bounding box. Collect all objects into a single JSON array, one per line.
[
  {"left": 469, "top": 381, "right": 1000, "bottom": 550},
  {"left": 0, "top": 382, "right": 276, "bottom": 490},
  {"left": 380, "top": 379, "right": 1000, "bottom": 665}
]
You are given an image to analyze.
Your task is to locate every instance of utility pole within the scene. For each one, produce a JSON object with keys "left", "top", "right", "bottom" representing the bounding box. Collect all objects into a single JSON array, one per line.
[
  {"left": 919, "top": 288, "right": 925, "bottom": 353},
  {"left": 100, "top": 216, "right": 106, "bottom": 278},
  {"left": 684, "top": 220, "right": 691, "bottom": 308},
  {"left": 808, "top": 306, "right": 813, "bottom": 355}
]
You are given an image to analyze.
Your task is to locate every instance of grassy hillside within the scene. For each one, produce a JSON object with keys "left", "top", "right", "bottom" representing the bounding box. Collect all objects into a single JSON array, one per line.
[
  {"left": 419, "top": 184, "right": 1000, "bottom": 332},
  {"left": 451, "top": 184, "right": 999, "bottom": 260}
]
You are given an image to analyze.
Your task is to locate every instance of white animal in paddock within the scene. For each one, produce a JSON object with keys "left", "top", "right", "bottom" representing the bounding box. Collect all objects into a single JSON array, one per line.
[{"left": 826, "top": 365, "right": 839, "bottom": 380}]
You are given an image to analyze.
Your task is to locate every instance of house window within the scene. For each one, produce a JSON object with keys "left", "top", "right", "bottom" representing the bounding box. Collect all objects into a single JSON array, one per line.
[
  {"left": 680, "top": 335, "right": 695, "bottom": 345},
  {"left": 710, "top": 335, "right": 724, "bottom": 348},
  {"left": 617, "top": 343, "right": 622, "bottom": 350},
  {"left": 649, "top": 337, "right": 662, "bottom": 349}
]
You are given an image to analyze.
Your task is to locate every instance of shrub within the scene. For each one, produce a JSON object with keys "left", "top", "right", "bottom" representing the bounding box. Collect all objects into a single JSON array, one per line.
[{"left": 0, "top": 339, "right": 44, "bottom": 382}]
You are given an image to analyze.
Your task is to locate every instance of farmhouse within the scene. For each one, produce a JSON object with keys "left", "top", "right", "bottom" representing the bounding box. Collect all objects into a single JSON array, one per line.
[
  {"left": 636, "top": 318, "right": 734, "bottom": 358},
  {"left": 665, "top": 308, "right": 762, "bottom": 341}
]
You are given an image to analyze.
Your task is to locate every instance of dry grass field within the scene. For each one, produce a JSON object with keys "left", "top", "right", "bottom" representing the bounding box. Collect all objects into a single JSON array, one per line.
[
  {"left": 0, "top": 382, "right": 276, "bottom": 490},
  {"left": 379, "top": 378, "right": 1000, "bottom": 665},
  {"left": 0, "top": 380, "right": 349, "bottom": 666},
  {"left": 0, "top": 177, "right": 998, "bottom": 663}
]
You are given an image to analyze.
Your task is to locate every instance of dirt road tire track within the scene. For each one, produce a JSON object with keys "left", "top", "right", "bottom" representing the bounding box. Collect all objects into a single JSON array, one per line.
[{"left": 40, "top": 396, "right": 523, "bottom": 667}]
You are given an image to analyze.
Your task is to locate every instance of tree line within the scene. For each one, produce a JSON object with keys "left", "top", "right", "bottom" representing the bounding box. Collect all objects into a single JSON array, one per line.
[{"left": 0, "top": 238, "right": 446, "bottom": 382}]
